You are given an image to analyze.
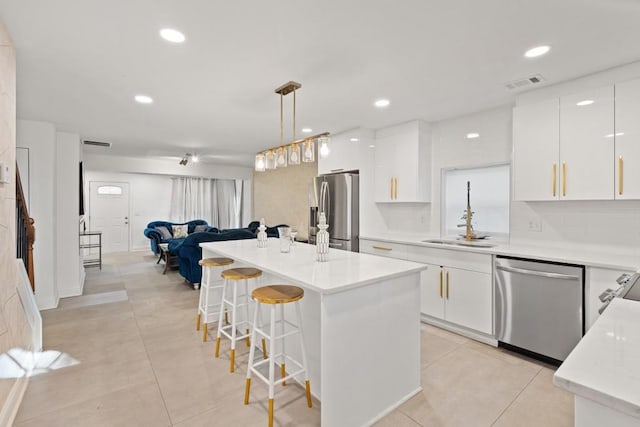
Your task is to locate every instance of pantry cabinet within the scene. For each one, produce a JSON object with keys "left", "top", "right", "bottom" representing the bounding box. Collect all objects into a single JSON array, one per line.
[
  {"left": 374, "top": 121, "right": 431, "bottom": 203},
  {"left": 513, "top": 85, "right": 616, "bottom": 201},
  {"left": 614, "top": 78, "right": 640, "bottom": 199}
]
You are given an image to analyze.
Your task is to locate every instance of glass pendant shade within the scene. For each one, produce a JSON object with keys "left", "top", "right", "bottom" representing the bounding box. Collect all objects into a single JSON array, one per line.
[
  {"left": 289, "top": 143, "right": 301, "bottom": 165},
  {"left": 265, "top": 150, "right": 276, "bottom": 170},
  {"left": 318, "top": 136, "right": 330, "bottom": 158},
  {"left": 255, "top": 153, "right": 266, "bottom": 172},
  {"left": 276, "top": 146, "right": 288, "bottom": 168},
  {"left": 302, "top": 139, "right": 315, "bottom": 163}
]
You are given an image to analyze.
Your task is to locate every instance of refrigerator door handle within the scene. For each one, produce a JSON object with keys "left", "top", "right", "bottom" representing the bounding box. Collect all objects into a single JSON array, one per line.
[{"left": 329, "top": 241, "right": 343, "bottom": 248}]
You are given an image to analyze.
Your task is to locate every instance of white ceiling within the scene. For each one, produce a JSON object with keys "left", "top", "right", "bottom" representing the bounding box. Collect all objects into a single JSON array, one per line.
[{"left": 1, "top": 0, "right": 640, "bottom": 167}]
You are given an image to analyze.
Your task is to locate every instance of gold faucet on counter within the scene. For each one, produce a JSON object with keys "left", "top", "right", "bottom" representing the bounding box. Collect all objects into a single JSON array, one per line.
[{"left": 465, "top": 181, "right": 476, "bottom": 241}]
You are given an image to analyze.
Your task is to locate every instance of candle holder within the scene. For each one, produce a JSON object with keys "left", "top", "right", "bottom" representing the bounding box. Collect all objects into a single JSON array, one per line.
[{"left": 257, "top": 218, "right": 267, "bottom": 248}]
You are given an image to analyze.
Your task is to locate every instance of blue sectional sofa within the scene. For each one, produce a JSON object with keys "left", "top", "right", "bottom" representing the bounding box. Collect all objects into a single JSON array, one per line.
[
  {"left": 169, "top": 229, "right": 256, "bottom": 285},
  {"left": 144, "top": 220, "right": 212, "bottom": 254}
]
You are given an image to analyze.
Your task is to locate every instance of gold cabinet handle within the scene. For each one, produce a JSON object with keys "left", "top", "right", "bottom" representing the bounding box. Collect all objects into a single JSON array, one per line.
[
  {"left": 562, "top": 161, "right": 567, "bottom": 197},
  {"left": 445, "top": 271, "right": 450, "bottom": 300},
  {"left": 552, "top": 163, "right": 557, "bottom": 197},
  {"left": 394, "top": 177, "right": 398, "bottom": 200},
  {"left": 389, "top": 178, "right": 393, "bottom": 200},
  {"left": 619, "top": 156, "right": 624, "bottom": 195},
  {"left": 439, "top": 270, "right": 443, "bottom": 298},
  {"left": 372, "top": 245, "right": 392, "bottom": 251}
]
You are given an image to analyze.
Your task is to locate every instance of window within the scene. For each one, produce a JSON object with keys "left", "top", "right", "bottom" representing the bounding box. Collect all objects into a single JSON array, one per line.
[
  {"left": 442, "top": 164, "right": 510, "bottom": 239},
  {"left": 97, "top": 185, "right": 123, "bottom": 196}
]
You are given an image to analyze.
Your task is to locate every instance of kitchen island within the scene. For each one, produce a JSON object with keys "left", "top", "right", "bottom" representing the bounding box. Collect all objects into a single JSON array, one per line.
[{"left": 201, "top": 238, "right": 427, "bottom": 427}]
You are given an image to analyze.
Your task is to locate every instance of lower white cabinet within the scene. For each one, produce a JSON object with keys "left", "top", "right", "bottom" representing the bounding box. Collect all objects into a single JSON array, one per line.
[
  {"left": 421, "top": 264, "right": 492, "bottom": 335},
  {"left": 361, "top": 238, "right": 493, "bottom": 335}
]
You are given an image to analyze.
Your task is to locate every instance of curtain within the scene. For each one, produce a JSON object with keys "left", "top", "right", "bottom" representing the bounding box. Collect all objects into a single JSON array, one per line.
[{"left": 170, "top": 177, "right": 243, "bottom": 229}]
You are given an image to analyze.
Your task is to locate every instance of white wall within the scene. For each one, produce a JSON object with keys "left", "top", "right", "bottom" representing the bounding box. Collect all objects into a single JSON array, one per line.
[
  {"left": 55, "top": 132, "right": 82, "bottom": 298},
  {"left": 16, "top": 120, "right": 58, "bottom": 309},
  {"left": 84, "top": 171, "right": 173, "bottom": 252}
]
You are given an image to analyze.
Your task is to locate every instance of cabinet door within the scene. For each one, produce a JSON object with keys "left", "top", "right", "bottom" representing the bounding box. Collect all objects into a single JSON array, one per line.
[
  {"left": 318, "top": 132, "right": 361, "bottom": 175},
  {"left": 444, "top": 268, "right": 492, "bottom": 334},
  {"left": 560, "top": 86, "right": 614, "bottom": 200},
  {"left": 614, "top": 79, "right": 640, "bottom": 199},
  {"left": 420, "top": 265, "right": 445, "bottom": 320},
  {"left": 374, "top": 131, "right": 399, "bottom": 202},
  {"left": 512, "top": 99, "right": 560, "bottom": 201}
]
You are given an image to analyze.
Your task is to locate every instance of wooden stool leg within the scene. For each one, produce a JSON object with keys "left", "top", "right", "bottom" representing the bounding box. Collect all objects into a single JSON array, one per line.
[
  {"left": 202, "top": 323, "right": 208, "bottom": 342},
  {"left": 244, "top": 302, "right": 260, "bottom": 405},
  {"left": 268, "top": 398, "right": 274, "bottom": 427},
  {"left": 295, "top": 301, "right": 313, "bottom": 408},
  {"left": 196, "top": 313, "right": 201, "bottom": 331},
  {"left": 215, "top": 279, "right": 228, "bottom": 358},
  {"left": 230, "top": 282, "right": 238, "bottom": 373},
  {"left": 280, "top": 303, "right": 286, "bottom": 386}
]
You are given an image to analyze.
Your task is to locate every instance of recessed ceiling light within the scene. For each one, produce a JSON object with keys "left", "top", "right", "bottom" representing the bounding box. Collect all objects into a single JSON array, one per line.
[
  {"left": 134, "top": 94, "right": 153, "bottom": 104},
  {"left": 191, "top": 154, "right": 199, "bottom": 162},
  {"left": 524, "top": 45, "right": 550, "bottom": 58},
  {"left": 368, "top": 144, "right": 375, "bottom": 148},
  {"left": 350, "top": 138, "right": 359, "bottom": 142},
  {"left": 604, "top": 132, "right": 624, "bottom": 138},
  {"left": 302, "top": 128, "right": 312, "bottom": 133},
  {"left": 160, "top": 28, "right": 186, "bottom": 43},
  {"left": 576, "top": 99, "right": 594, "bottom": 106},
  {"left": 466, "top": 132, "right": 480, "bottom": 139},
  {"left": 374, "top": 99, "right": 390, "bottom": 108}
]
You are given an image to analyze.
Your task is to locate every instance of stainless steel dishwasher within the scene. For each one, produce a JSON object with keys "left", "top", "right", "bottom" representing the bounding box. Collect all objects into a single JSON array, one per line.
[{"left": 494, "top": 256, "right": 584, "bottom": 365}]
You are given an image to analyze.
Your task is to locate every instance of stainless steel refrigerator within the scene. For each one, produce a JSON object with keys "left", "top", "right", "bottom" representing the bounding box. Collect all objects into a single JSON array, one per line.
[{"left": 308, "top": 172, "right": 359, "bottom": 252}]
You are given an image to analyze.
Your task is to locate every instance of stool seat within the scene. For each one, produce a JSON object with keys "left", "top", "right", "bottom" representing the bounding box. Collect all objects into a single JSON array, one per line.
[
  {"left": 199, "top": 257, "right": 234, "bottom": 267},
  {"left": 222, "top": 267, "right": 263, "bottom": 280},
  {"left": 252, "top": 285, "right": 304, "bottom": 304}
]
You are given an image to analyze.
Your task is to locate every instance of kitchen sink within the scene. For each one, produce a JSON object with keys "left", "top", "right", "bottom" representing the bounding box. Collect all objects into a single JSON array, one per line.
[{"left": 421, "top": 239, "right": 497, "bottom": 248}]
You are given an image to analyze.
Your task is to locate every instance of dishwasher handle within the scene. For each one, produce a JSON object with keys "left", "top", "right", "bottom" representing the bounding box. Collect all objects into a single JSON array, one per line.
[{"left": 495, "top": 264, "right": 581, "bottom": 281}]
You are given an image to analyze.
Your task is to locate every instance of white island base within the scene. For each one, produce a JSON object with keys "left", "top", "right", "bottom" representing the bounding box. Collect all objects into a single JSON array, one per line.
[{"left": 201, "top": 238, "right": 427, "bottom": 426}]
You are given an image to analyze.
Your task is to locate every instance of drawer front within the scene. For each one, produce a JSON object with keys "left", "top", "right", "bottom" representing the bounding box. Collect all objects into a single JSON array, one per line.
[
  {"left": 360, "top": 239, "right": 408, "bottom": 260},
  {"left": 405, "top": 245, "right": 491, "bottom": 273}
]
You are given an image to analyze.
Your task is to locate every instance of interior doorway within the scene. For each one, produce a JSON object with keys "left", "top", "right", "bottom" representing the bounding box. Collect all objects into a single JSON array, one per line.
[{"left": 89, "top": 181, "right": 130, "bottom": 253}]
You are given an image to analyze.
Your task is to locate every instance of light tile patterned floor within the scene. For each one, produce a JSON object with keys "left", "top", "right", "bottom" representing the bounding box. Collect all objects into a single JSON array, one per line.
[{"left": 15, "top": 251, "right": 574, "bottom": 426}]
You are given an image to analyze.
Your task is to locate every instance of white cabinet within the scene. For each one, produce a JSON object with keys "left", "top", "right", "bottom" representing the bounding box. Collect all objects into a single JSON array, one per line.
[
  {"left": 374, "top": 121, "right": 431, "bottom": 203},
  {"left": 362, "top": 239, "right": 493, "bottom": 335},
  {"left": 513, "top": 86, "right": 616, "bottom": 201},
  {"left": 614, "top": 78, "right": 640, "bottom": 199},
  {"left": 559, "top": 86, "right": 614, "bottom": 200},
  {"left": 513, "top": 99, "right": 560, "bottom": 201},
  {"left": 318, "top": 129, "right": 373, "bottom": 175}
]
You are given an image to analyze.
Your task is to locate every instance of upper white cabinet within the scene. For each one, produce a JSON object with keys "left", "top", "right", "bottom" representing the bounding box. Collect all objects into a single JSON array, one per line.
[
  {"left": 374, "top": 120, "right": 431, "bottom": 203},
  {"left": 513, "top": 99, "right": 560, "bottom": 201},
  {"left": 513, "top": 85, "right": 617, "bottom": 201},
  {"left": 559, "top": 86, "right": 614, "bottom": 200},
  {"left": 318, "top": 128, "right": 372, "bottom": 175},
  {"left": 614, "top": 78, "right": 640, "bottom": 199}
]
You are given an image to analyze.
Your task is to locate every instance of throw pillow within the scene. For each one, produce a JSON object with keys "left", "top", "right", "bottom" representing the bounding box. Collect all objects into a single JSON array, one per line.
[
  {"left": 155, "top": 226, "right": 172, "bottom": 239},
  {"left": 194, "top": 224, "right": 208, "bottom": 233},
  {"left": 172, "top": 224, "right": 188, "bottom": 238}
]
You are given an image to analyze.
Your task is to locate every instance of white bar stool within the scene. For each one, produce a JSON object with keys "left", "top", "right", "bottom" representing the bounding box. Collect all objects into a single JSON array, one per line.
[
  {"left": 215, "top": 267, "right": 266, "bottom": 372},
  {"left": 196, "top": 257, "right": 234, "bottom": 342},
  {"left": 244, "top": 285, "right": 312, "bottom": 427}
]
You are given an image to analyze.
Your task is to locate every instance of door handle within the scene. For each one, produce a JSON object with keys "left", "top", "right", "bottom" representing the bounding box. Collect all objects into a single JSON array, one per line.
[
  {"left": 439, "top": 270, "right": 443, "bottom": 298},
  {"left": 552, "top": 163, "right": 557, "bottom": 197},
  {"left": 562, "top": 161, "right": 566, "bottom": 197},
  {"left": 446, "top": 270, "right": 449, "bottom": 300},
  {"left": 619, "top": 156, "right": 623, "bottom": 195}
]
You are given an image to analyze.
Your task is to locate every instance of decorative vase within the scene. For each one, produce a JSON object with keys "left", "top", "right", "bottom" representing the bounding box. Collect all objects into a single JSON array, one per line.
[
  {"left": 316, "top": 212, "right": 329, "bottom": 262},
  {"left": 257, "top": 218, "right": 267, "bottom": 248}
]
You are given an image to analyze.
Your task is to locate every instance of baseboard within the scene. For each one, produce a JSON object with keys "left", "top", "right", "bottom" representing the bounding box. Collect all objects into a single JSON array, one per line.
[
  {"left": 58, "top": 285, "right": 83, "bottom": 299},
  {"left": 36, "top": 295, "right": 59, "bottom": 311},
  {"left": 420, "top": 315, "right": 498, "bottom": 346},
  {"left": 0, "top": 377, "right": 28, "bottom": 426},
  {"left": 366, "top": 386, "right": 423, "bottom": 426}
]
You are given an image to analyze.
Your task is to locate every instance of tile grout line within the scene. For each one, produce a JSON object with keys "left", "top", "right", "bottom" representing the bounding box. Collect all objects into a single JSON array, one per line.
[{"left": 489, "top": 365, "right": 543, "bottom": 426}]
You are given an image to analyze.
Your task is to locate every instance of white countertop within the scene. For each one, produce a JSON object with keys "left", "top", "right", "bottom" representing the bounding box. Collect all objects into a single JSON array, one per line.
[
  {"left": 361, "top": 233, "right": 640, "bottom": 271},
  {"left": 553, "top": 298, "right": 640, "bottom": 418},
  {"left": 200, "top": 238, "right": 427, "bottom": 295}
]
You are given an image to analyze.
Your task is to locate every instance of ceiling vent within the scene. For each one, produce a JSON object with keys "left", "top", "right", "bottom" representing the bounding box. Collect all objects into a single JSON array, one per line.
[
  {"left": 505, "top": 74, "right": 545, "bottom": 91},
  {"left": 83, "top": 140, "right": 111, "bottom": 148}
]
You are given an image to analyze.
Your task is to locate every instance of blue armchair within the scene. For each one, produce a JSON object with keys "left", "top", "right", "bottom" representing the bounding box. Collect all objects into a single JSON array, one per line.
[
  {"left": 144, "top": 220, "right": 213, "bottom": 254},
  {"left": 170, "top": 229, "right": 256, "bottom": 285}
]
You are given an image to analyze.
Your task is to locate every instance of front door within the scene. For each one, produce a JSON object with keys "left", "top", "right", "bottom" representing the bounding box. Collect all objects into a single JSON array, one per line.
[{"left": 89, "top": 181, "right": 130, "bottom": 253}]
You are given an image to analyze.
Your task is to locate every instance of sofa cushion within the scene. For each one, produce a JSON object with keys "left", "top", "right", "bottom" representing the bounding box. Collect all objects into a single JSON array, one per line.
[
  {"left": 172, "top": 225, "right": 188, "bottom": 238},
  {"left": 194, "top": 224, "right": 208, "bottom": 233},
  {"left": 156, "top": 226, "right": 172, "bottom": 239}
]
